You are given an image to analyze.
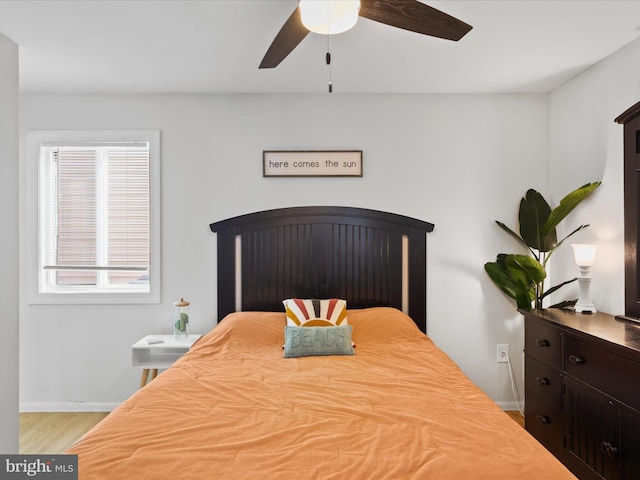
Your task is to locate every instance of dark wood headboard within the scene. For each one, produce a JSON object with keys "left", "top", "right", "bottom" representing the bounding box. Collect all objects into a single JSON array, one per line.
[{"left": 209, "top": 206, "right": 434, "bottom": 333}]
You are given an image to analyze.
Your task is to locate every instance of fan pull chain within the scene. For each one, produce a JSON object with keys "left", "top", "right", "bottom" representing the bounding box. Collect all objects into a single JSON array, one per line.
[
  {"left": 327, "top": 35, "right": 332, "bottom": 93},
  {"left": 327, "top": 52, "right": 332, "bottom": 93}
]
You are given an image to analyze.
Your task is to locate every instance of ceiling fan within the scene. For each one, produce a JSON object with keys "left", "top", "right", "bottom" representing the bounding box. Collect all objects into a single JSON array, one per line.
[{"left": 259, "top": 0, "right": 473, "bottom": 69}]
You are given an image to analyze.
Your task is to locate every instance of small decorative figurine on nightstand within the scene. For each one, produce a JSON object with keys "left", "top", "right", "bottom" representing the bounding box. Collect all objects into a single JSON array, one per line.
[{"left": 173, "top": 297, "right": 190, "bottom": 339}]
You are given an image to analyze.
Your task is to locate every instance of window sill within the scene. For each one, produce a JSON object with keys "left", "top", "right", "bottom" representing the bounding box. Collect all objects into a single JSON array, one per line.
[{"left": 28, "top": 290, "right": 160, "bottom": 305}]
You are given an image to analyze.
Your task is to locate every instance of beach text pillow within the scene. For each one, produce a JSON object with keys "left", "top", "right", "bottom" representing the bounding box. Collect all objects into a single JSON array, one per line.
[{"left": 283, "top": 325, "right": 354, "bottom": 358}]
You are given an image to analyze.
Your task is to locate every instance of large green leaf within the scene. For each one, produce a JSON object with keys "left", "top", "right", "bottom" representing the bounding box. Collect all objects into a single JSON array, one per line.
[
  {"left": 484, "top": 261, "right": 517, "bottom": 300},
  {"left": 506, "top": 254, "right": 546, "bottom": 286},
  {"left": 539, "top": 277, "right": 577, "bottom": 300},
  {"left": 495, "top": 221, "right": 530, "bottom": 251},
  {"left": 540, "top": 182, "right": 601, "bottom": 236},
  {"left": 514, "top": 278, "right": 534, "bottom": 311},
  {"left": 485, "top": 254, "right": 541, "bottom": 309},
  {"left": 519, "top": 189, "right": 557, "bottom": 252}
]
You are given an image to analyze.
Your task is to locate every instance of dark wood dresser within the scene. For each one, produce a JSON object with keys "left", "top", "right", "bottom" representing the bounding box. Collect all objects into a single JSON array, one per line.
[{"left": 522, "top": 308, "right": 640, "bottom": 480}]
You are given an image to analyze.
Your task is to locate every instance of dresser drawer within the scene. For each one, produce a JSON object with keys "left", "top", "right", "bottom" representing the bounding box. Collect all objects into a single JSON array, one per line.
[
  {"left": 565, "top": 335, "right": 640, "bottom": 411},
  {"left": 525, "top": 356, "right": 561, "bottom": 405},
  {"left": 525, "top": 319, "right": 562, "bottom": 368},
  {"left": 525, "top": 392, "right": 563, "bottom": 455}
]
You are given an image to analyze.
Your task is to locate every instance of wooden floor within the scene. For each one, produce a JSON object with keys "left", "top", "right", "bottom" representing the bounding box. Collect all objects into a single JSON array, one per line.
[
  {"left": 20, "top": 412, "right": 109, "bottom": 454},
  {"left": 20, "top": 410, "right": 525, "bottom": 454},
  {"left": 505, "top": 410, "right": 525, "bottom": 428}
]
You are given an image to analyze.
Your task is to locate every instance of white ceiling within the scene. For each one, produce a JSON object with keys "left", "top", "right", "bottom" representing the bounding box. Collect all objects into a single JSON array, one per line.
[{"left": 1, "top": 0, "right": 640, "bottom": 94}]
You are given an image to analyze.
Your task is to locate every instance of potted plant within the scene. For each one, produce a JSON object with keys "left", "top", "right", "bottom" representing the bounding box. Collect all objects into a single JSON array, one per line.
[{"left": 484, "top": 182, "right": 601, "bottom": 311}]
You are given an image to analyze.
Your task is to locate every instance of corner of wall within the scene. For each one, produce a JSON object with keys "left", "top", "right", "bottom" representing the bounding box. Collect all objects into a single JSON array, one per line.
[{"left": 0, "top": 32, "right": 20, "bottom": 453}]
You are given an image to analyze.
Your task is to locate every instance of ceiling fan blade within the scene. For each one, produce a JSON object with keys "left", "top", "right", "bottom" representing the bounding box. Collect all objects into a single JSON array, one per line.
[
  {"left": 259, "top": 7, "right": 310, "bottom": 69},
  {"left": 359, "top": 0, "right": 472, "bottom": 41}
]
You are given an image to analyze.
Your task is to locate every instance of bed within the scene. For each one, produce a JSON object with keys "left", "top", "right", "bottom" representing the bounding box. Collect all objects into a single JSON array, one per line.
[{"left": 67, "top": 206, "right": 577, "bottom": 480}]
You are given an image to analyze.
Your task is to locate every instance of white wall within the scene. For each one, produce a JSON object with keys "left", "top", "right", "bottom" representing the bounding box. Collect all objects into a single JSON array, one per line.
[
  {"left": 0, "top": 33, "right": 19, "bottom": 452},
  {"left": 549, "top": 36, "right": 640, "bottom": 314},
  {"left": 19, "top": 93, "right": 548, "bottom": 411}
]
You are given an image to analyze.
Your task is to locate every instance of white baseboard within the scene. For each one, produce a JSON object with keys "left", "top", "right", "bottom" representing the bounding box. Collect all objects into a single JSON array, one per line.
[{"left": 20, "top": 402, "right": 119, "bottom": 413}]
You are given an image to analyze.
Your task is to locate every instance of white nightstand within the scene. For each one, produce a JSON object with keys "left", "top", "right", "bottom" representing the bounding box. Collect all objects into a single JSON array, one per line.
[{"left": 132, "top": 334, "right": 202, "bottom": 388}]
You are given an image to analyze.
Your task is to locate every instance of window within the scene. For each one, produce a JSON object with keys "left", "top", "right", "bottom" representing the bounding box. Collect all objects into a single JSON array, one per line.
[{"left": 27, "top": 131, "right": 160, "bottom": 304}]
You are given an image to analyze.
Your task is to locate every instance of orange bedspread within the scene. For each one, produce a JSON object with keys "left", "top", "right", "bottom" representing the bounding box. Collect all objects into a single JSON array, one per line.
[{"left": 69, "top": 308, "right": 576, "bottom": 480}]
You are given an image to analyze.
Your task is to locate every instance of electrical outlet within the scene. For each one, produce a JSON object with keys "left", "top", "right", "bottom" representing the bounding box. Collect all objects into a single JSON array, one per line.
[{"left": 497, "top": 344, "right": 509, "bottom": 363}]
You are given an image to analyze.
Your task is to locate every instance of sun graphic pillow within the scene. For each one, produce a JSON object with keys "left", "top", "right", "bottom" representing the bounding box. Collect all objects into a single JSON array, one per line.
[
  {"left": 283, "top": 325, "right": 354, "bottom": 358},
  {"left": 283, "top": 298, "right": 348, "bottom": 327}
]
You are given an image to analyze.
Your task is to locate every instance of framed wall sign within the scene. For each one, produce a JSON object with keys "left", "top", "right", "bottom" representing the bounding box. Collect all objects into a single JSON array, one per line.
[{"left": 263, "top": 150, "right": 363, "bottom": 177}]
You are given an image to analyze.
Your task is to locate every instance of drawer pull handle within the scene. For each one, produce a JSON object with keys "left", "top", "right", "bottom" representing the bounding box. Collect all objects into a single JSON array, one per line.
[
  {"left": 536, "top": 415, "right": 550, "bottom": 424},
  {"left": 569, "top": 354, "right": 585, "bottom": 365},
  {"left": 601, "top": 441, "right": 619, "bottom": 460},
  {"left": 536, "top": 339, "right": 550, "bottom": 347},
  {"left": 536, "top": 377, "right": 550, "bottom": 386}
]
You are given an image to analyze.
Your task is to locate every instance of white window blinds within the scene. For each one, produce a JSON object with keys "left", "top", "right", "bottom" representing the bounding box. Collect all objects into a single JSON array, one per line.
[{"left": 39, "top": 142, "right": 150, "bottom": 289}]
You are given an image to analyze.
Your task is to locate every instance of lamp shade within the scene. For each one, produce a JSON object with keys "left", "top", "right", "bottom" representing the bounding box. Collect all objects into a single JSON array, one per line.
[
  {"left": 299, "top": 0, "right": 360, "bottom": 35},
  {"left": 572, "top": 244, "right": 599, "bottom": 267}
]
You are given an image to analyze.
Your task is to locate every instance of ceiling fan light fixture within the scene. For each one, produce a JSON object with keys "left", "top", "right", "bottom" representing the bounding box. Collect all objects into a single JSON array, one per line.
[{"left": 298, "top": 0, "right": 360, "bottom": 35}]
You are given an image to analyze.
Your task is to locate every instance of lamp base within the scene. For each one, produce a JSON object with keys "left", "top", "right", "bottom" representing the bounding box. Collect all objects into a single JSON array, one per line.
[
  {"left": 575, "top": 303, "right": 596, "bottom": 314},
  {"left": 575, "top": 276, "right": 595, "bottom": 314}
]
